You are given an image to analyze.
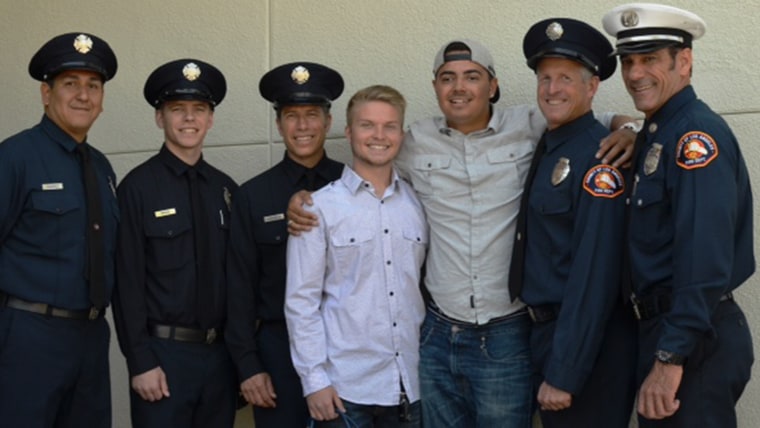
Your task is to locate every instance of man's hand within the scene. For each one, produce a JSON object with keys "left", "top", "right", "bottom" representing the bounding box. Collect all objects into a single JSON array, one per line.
[
  {"left": 638, "top": 361, "right": 683, "bottom": 420},
  {"left": 537, "top": 381, "right": 572, "bottom": 411},
  {"left": 306, "top": 386, "right": 345, "bottom": 421},
  {"left": 596, "top": 127, "right": 636, "bottom": 168},
  {"left": 286, "top": 190, "right": 318, "bottom": 236},
  {"left": 241, "top": 372, "right": 277, "bottom": 408},
  {"left": 131, "top": 366, "right": 170, "bottom": 402}
]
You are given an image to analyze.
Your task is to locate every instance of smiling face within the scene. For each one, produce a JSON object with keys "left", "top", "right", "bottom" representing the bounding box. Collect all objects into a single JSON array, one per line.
[
  {"left": 433, "top": 56, "right": 497, "bottom": 134},
  {"left": 620, "top": 47, "right": 692, "bottom": 118},
  {"left": 346, "top": 100, "right": 404, "bottom": 171},
  {"left": 276, "top": 105, "right": 332, "bottom": 168},
  {"left": 535, "top": 57, "right": 598, "bottom": 130},
  {"left": 41, "top": 70, "right": 104, "bottom": 142},
  {"left": 156, "top": 100, "right": 214, "bottom": 163}
]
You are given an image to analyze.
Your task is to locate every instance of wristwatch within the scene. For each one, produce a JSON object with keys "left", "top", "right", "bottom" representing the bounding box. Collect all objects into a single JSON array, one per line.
[{"left": 654, "top": 349, "right": 686, "bottom": 366}]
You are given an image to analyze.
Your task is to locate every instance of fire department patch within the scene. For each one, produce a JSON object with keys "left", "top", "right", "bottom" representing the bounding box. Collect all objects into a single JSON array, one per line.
[
  {"left": 583, "top": 165, "right": 625, "bottom": 198},
  {"left": 676, "top": 131, "right": 718, "bottom": 169}
]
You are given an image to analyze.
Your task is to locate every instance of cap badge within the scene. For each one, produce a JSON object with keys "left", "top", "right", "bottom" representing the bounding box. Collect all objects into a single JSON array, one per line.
[
  {"left": 73, "top": 34, "right": 93, "bottom": 54},
  {"left": 546, "top": 22, "right": 564, "bottom": 41},
  {"left": 291, "top": 65, "right": 310, "bottom": 85},
  {"left": 182, "top": 63, "right": 201, "bottom": 81},
  {"left": 621, "top": 10, "right": 639, "bottom": 28},
  {"left": 552, "top": 157, "right": 570, "bottom": 186},
  {"left": 644, "top": 143, "right": 662, "bottom": 176}
]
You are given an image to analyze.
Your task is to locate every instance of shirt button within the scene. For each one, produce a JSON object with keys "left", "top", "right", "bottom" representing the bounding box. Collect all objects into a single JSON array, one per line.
[
  {"left": 395, "top": 352, "right": 399, "bottom": 356},
  {"left": 637, "top": 199, "right": 643, "bottom": 206},
  {"left": 389, "top": 291, "right": 394, "bottom": 296},
  {"left": 393, "top": 322, "right": 397, "bottom": 327},
  {"left": 516, "top": 232, "right": 522, "bottom": 240},
  {"left": 350, "top": 238, "right": 355, "bottom": 243},
  {"left": 386, "top": 260, "right": 391, "bottom": 265},
  {"left": 93, "top": 223, "right": 100, "bottom": 231},
  {"left": 384, "top": 229, "right": 389, "bottom": 234}
]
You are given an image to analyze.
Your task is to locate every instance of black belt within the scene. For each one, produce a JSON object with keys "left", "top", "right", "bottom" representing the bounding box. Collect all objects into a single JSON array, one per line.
[
  {"left": 149, "top": 323, "right": 222, "bottom": 344},
  {"left": 0, "top": 292, "right": 103, "bottom": 320},
  {"left": 428, "top": 301, "right": 528, "bottom": 326},
  {"left": 631, "top": 292, "right": 733, "bottom": 321},
  {"left": 526, "top": 304, "right": 560, "bottom": 323}
]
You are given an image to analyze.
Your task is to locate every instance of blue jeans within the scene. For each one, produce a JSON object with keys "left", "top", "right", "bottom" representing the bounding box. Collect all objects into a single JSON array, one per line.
[
  {"left": 419, "top": 307, "right": 532, "bottom": 428},
  {"left": 312, "top": 400, "right": 421, "bottom": 428}
]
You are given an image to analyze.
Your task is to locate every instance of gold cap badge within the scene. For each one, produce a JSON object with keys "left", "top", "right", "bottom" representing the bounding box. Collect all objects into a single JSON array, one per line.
[
  {"left": 73, "top": 34, "right": 93, "bottom": 54},
  {"left": 552, "top": 157, "right": 571, "bottom": 186},
  {"left": 546, "top": 22, "right": 564, "bottom": 41},
  {"left": 291, "top": 65, "right": 310, "bottom": 85},
  {"left": 182, "top": 62, "right": 201, "bottom": 81}
]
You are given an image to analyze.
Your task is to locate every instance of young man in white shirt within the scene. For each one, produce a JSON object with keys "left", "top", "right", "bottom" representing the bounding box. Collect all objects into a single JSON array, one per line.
[{"left": 285, "top": 85, "right": 428, "bottom": 428}]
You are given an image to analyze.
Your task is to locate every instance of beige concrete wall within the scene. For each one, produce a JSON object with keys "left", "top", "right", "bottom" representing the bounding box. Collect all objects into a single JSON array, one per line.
[{"left": 1, "top": 1, "right": 758, "bottom": 426}]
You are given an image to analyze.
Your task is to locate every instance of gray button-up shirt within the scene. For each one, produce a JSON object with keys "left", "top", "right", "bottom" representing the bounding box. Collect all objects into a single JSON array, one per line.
[{"left": 396, "top": 105, "right": 612, "bottom": 324}]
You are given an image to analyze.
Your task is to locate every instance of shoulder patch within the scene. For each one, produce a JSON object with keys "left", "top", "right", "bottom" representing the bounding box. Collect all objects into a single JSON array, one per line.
[
  {"left": 583, "top": 165, "right": 625, "bottom": 198},
  {"left": 676, "top": 131, "right": 718, "bottom": 169}
]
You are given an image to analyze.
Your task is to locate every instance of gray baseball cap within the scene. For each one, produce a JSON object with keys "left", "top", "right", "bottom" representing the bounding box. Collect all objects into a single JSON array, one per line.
[{"left": 433, "top": 39, "right": 500, "bottom": 103}]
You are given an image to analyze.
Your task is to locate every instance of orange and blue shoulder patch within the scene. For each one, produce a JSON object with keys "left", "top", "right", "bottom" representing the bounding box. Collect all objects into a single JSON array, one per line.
[
  {"left": 583, "top": 165, "right": 625, "bottom": 198},
  {"left": 676, "top": 131, "right": 718, "bottom": 169}
]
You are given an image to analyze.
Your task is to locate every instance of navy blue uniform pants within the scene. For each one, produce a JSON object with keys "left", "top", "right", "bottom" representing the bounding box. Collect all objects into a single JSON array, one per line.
[
  {"left": 0, "top": 307, "right": 111, "bottom": 428},
  {"left": 531, "top": 303, "right": 638, "bottom": 428},
  {"left": 637, "top": 299, "right": 753, "bottom": 428},
  {"left": 130, "top": 337, "right": 237, "bottom": 428},
  {"left": 251, "top": 322, "right": 309, "bottom": 428}
]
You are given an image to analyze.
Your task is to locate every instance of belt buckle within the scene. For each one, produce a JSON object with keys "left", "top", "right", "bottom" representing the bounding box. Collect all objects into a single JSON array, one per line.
[
  {"left": 205, "top": 328, "right": 217, "bottom": 344},
  {"left": 88, "top": 307, "right": 100, "bottom": 320},
  {"left": 630, "top": 294, "right": 642, "bottom": 321},
  {"left": 526, "top": 306, "right": 537, "bottom": 322}
]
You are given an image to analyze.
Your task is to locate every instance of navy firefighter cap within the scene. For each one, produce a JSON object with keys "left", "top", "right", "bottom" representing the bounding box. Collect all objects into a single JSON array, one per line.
[
  {"left": 523, "top": 18, "right": 617, "bottom": 81},
  {"left": 29, "top": 32, "right": 117, "bottom": 81},
  {"left": 259, "top": 62, "right": 344, "bottom": 109},
  {"left": 143, "top": 59, "right": 227, "bottom": 108}
]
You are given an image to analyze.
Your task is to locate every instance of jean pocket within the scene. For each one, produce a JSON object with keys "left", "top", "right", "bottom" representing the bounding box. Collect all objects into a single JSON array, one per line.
[
  {"left": 479, "top": 321, "right": 531, "bottom": 363},
  {"left": 419, "top": 315, "right": 436, "bottom": 348}
]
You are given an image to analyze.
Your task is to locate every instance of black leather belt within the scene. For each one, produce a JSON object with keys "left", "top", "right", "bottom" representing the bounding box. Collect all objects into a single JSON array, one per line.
[
  {"left": 527, "top": 304, "right": 560, "bottom": 323},
  {"left": 149, "top": 323, "right": 221, "bottom": 344},
  {"left": 0, "top": 292, "right": 103, "bottom": 320},
  {"left": 631, "top": 292, "right": 733, "bottom": 321}
]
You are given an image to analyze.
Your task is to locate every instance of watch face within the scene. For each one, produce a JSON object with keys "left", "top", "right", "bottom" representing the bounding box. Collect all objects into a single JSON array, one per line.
[{"left": 655, "top": 350, "right": 685, "bottom": 365}]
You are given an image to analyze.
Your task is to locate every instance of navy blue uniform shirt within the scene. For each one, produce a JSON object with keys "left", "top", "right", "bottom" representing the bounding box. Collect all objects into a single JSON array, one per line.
[
  {"left": 113, "top": 145, "right": 237, "bottom": 376},
  {"left": 0, "top": 115, "right": 118, "bottom": 309},
  {"left": 522, "top": 112, "right": 626, "bottom": 393},
  {"left": 226, "top": 151, "right": 343, "bottom": 380},
  {"left": 628, "top": 85, "right": 754, "bottom": 357}
]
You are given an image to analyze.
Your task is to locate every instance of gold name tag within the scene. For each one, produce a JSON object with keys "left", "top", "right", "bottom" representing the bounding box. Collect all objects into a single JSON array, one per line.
[
  {"left": 41, "top": 182, "right": 64, "bottom": 191},
  {"left": 263, "top": 213, "right": 285, "bottom": 223},
  {"left": 154, "top": 208, "right": 177, "bottom": 218}
]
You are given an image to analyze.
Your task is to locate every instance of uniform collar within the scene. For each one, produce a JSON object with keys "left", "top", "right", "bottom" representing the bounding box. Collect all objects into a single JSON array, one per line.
[
  {"left": 158, "top": 144, "right": 209, "bottom": 178},
  {"left": 40, "top": 114, "right": 84, "bottom": 153},
  {"left": 544, "top": 111, "right": 597, "bottom": 153},
  {"left": 643, "top": 85, "right": 696, "bottom": 133},
  {"left": 281, "top": 150, "right": 332, "bottom": 185}
]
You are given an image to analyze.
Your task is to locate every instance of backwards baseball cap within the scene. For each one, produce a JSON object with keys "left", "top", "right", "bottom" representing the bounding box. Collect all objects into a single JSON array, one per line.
[
  {"left": 603, "top": 3, "right": 706, "bottom": 55},
  {"left": 433, "top": 39, "right": 500, "bottom": 103}
]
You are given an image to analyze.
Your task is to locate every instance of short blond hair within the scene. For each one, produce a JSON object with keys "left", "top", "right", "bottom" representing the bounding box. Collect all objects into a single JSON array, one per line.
[{"left": 346, "top": 85, "right": 406, "bottom": 126}]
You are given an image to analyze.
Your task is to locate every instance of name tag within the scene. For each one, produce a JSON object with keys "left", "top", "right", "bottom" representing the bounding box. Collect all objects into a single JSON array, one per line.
[
  {"left": 154, "top": 208, "right": 177, "bottom": 218},
  {"left": 41, "top": 182, "right": 64, "bottom": 191},
  {"left": 263, "top": 213, "right": 285, "bottom": 223}
]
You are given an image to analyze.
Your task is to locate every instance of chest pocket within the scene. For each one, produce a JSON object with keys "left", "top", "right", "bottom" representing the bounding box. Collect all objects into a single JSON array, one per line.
[
  {"left": 253, "top": 219, "right": 287, "bottom": 246},
  {"left": 330, "top": 228, "right": 374, "bottom": 248},
  {"left": 632, "top": 174, "right": 666, "bottom": 210},
  {"left": 410, "top": 155, "right": 452, "bottom": 196},
  {"left": 144, "top": 214, "right": 193, "bottom": 270},
  {"left": 30, "top": 191, "right": 79, "bottom": 216},
  {"left": 536, "top": 189, "right": 573, "bottom": 216}
]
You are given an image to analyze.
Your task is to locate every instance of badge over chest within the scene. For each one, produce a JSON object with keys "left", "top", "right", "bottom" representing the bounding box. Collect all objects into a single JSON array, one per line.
[
  {"left": 552, "top": 157, "right": 571, "bottom": 186},
  {"left": 583, "top": 165, "right": 625, "bottom": 198},
  {"left": 644, "top": 143, "right": 663, "bottom": 176},
  {"left": 676, "top": 131, "right": 718, "bottom": 170}
]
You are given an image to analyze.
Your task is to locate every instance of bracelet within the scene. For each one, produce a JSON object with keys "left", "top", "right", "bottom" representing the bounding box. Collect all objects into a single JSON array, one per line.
[{"left": 618, "top": 121, "right": 642, "bottom": 133}]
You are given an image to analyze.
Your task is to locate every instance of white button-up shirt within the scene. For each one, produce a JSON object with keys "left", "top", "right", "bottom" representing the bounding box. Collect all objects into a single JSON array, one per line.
[
  {"left": 395, "top": 105, "right": 612, "bottom": 324},
  {"left": 285, "top": 166, "right": 428, "bottom": 405}
]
